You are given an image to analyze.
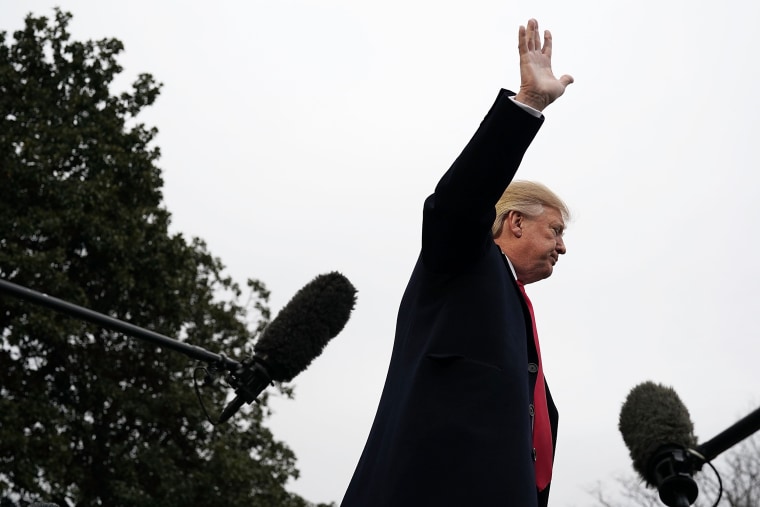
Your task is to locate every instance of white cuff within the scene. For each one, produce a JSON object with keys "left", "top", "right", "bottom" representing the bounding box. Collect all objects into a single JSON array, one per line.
[{"left": 509, "top": 96, "right": 542, "bottom": 118}]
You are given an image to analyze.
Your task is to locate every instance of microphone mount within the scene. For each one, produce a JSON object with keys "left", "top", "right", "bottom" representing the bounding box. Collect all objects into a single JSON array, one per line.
[
  {"left": 217, "top": 357, "right": 273, "bottom": 424},
  {"left": 648, "top": 446, "right": 699, "bottom": 507}
]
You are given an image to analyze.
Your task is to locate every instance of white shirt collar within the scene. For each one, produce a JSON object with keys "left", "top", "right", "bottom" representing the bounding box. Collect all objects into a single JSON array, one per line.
[{"left": 501, "top": 251, "right": 518, "bottom": 280}]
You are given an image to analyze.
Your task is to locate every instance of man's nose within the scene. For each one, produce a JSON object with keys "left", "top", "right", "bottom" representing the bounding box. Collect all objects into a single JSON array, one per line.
[{"left": 556, "top": 236, "right": 567, "bottom": 255}]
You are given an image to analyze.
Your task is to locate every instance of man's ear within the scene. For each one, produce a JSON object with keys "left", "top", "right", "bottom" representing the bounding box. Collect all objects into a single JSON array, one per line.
[{"left": 507, "top": 210, "right": 524, "bottom": 238}]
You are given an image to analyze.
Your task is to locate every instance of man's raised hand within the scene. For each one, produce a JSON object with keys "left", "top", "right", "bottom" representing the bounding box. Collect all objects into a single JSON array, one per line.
[{"left": 514, "top": 19, "right": 574, "bottom": 112}]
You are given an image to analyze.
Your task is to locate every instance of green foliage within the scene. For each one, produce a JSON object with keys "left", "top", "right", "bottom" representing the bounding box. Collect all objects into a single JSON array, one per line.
[{"left": 0, "top": 9, "right": 332, "bottom": 507}]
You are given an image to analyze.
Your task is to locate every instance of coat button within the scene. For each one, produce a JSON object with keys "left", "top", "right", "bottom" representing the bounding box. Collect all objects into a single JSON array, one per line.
[
  {"left": 528, "top": 362, "right": 538, "bottom": 373},
  {"left": 532, "top": 448, "right": 537, "bottom": 461}
]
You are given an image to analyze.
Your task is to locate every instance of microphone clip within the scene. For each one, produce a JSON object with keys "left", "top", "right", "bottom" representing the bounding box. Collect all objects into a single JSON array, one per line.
[
  {"left": 648, "top": 446, "right": 699, "bottom": 507},
  {"left": 216, "top": 357, "right": 273, "bottom": 424},
  {"left": 228, "top": 357, "right": 273, "bottom": 405}
]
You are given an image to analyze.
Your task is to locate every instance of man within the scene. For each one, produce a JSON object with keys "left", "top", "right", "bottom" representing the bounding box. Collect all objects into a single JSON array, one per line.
[{"left": 341, "top": 19, "right": 573, "bottom": 507}]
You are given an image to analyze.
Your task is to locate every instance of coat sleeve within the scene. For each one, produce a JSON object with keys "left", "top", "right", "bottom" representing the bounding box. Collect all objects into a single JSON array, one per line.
[{"left": 421, "top": 89, "right": 544, "bottom": 273}]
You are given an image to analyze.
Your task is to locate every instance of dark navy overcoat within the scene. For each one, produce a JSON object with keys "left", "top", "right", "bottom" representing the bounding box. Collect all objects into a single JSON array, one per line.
[{"left": 342, "top": 90, "right": 559, "bottom": 507}]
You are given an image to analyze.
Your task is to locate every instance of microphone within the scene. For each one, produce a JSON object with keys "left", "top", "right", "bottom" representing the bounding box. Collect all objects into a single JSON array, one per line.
[
  {"left": 619, "top": 381, "right": 699, "bottom": 507},
  {"left": 218, "top": 272, "right": 357, "bottom": 423}
]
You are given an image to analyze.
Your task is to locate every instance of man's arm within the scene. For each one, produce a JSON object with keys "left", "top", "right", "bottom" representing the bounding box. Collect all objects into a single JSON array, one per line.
[{"left": 421, "top": 19, "right": 573, "bottom": 272}]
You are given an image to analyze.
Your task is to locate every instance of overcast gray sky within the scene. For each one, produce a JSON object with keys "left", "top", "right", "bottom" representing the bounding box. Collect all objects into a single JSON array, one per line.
[{"left": 3, "top": 1, "right": 760, "bottom": 505}]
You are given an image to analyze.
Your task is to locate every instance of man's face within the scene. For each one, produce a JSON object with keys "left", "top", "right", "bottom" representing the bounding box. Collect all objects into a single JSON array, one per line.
[{"left": 512, "top": 207, "right": 566, "bottom": 284}]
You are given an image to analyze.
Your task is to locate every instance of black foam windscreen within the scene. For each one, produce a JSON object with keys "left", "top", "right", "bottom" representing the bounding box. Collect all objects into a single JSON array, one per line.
[
  {"left": 253, "top": 271, "right": 357, "bottom": 382},
  {"left": 619, "top": 381, "right": 697, "bottom": 485}
]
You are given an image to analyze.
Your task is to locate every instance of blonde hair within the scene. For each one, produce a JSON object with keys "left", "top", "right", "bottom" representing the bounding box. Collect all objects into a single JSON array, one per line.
[{"left": 491, "top": 180, "right": 570, "bottom": 237}]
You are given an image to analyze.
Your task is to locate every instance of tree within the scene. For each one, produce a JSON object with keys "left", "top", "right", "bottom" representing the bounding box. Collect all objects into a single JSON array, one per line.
[
  {"left": 588, "top": 432, "right": 760, "bottom": 507},
  {"left": 0, "top": 9, "right": 332, "bottom": 507}
]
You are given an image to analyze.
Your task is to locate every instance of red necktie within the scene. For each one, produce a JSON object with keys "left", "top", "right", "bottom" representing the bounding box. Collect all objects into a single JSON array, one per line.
[{"left": 516, "top": 280, "right": 553, "bottom": 491}]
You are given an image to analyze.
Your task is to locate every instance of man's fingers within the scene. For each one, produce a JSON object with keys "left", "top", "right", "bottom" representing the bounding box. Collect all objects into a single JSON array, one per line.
[
  {"left": 518, "top": 25, "right": 527, "bottom": 52},
  {"left": 559, "top": 74, "right": 574, "bottom": 87},
  {"left": 520, "top": 19, "right": 547, "bottom": 54},
  {"left": 528, "top": 19, "right": 539, "bottom": 51},
  {"left": 542, "top": 30, "right": 553, "bottom": 56}
]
